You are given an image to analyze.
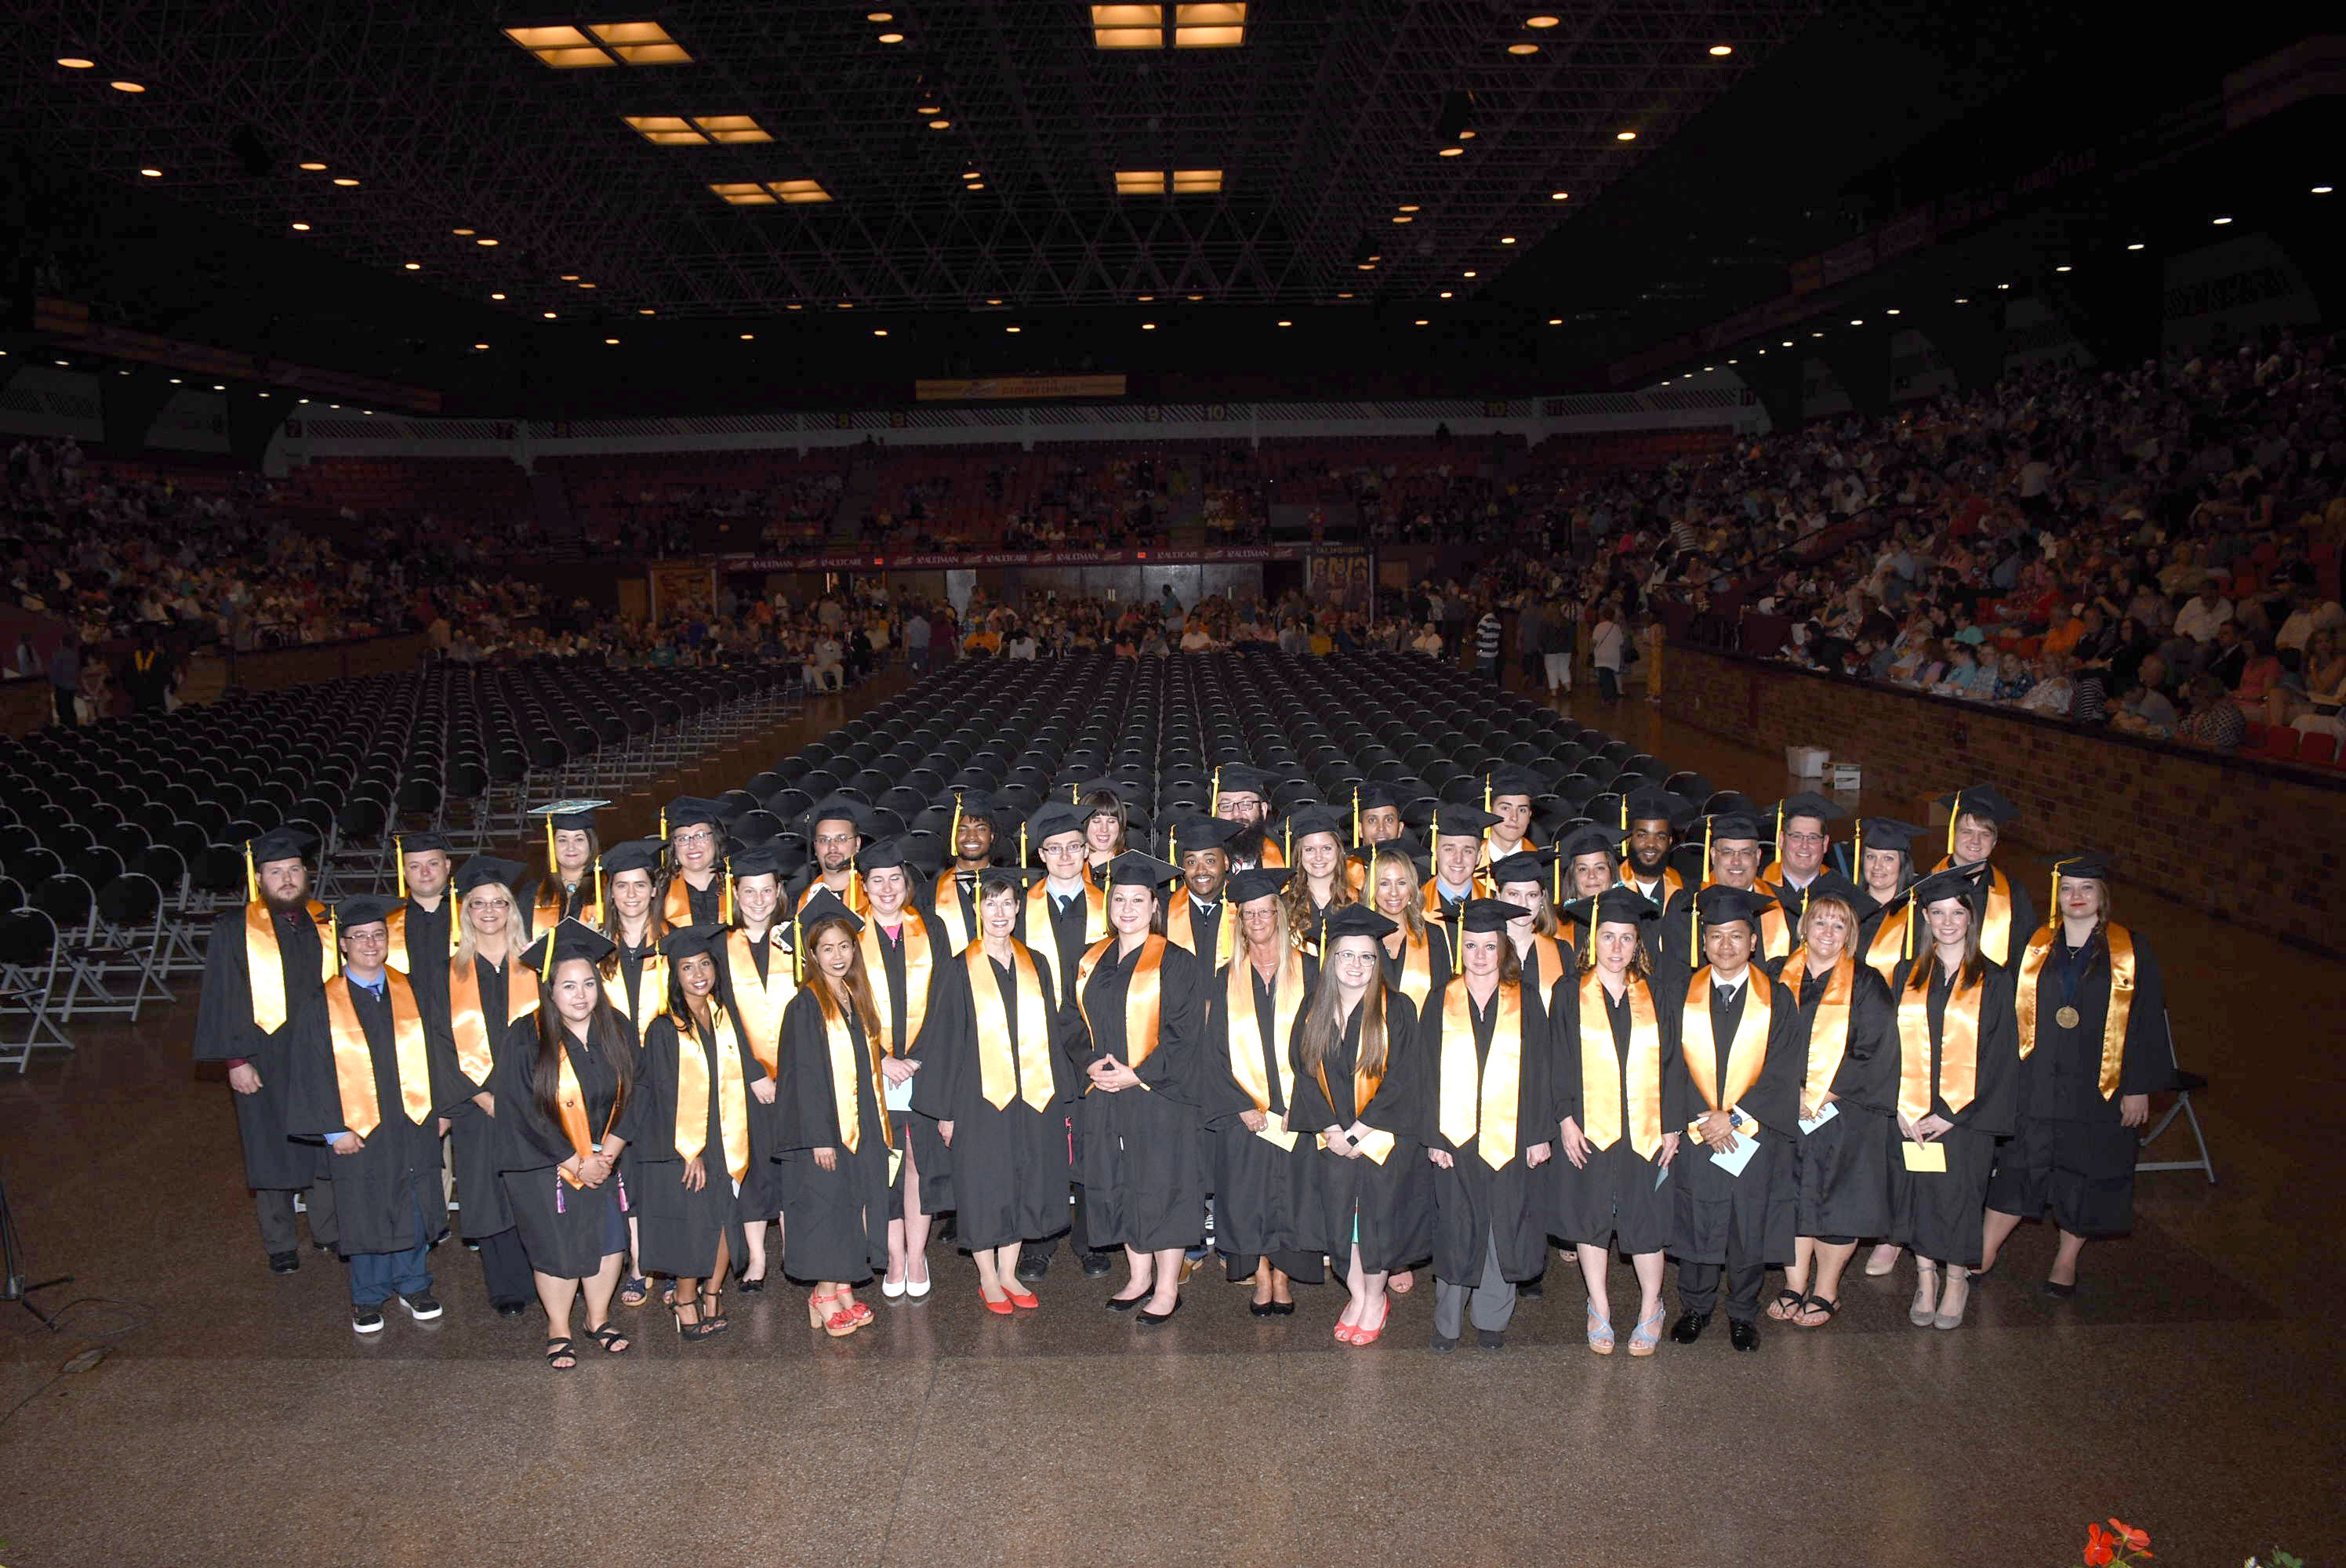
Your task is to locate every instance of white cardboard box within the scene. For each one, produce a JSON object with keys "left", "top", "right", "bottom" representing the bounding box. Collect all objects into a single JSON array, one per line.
[
  {"left": 1830, "top": 762, "right": 1863, "bottom": 790},
  {"left": 1786, "top": 745, "right": 1828, "bottom": 776}
]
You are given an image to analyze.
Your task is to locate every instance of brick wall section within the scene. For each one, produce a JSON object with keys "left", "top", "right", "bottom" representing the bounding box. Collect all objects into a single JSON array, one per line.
[{"left": 1663, "top": 646, "right": 2346, "bottom": 956}]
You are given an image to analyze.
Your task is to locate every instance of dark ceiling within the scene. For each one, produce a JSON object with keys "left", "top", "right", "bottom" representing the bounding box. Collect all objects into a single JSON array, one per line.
[{"left": 0, "top": 2, "right": 2330, "bottom": 420}]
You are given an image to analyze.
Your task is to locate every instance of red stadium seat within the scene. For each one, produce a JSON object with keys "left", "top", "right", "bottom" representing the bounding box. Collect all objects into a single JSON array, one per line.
[{"left": 2296, "top": 732, "right": 2340, "bottom": 767}]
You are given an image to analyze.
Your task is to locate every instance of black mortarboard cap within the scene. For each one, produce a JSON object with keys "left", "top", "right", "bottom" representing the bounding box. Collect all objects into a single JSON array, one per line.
[
  {"left": 1283, "top": 804, "right": 1344, "bottom": 843},
  {"left": 246, "top": 826, "right": 320, "bottom": 866},
  {"left": 1214, "top": 764, "right": 1270, "bottom": 798},
  {"left": 1562, "top": 887, "right": 1665, "bottom": 927},
  {"left": 1434, "top": 803, "right": 1502, "bottom": 837},
  {"left": 804, "top": 796, "right": 870, "bottom": 833},
  {"left": 1906, "top": 862, "right": 1989, "bottom": 913},
  {"left": 1027, "top": 802, "right": 1087, "bottom": 845},
  {"left": 599, "top": 838, "right": 665, "bottom": 877},
  {"left": 1936, "top": 785, "right": 2021, "bottom": 826},
  {"left": 1556, "top": 823, "right": 1630, "bottom": 862},
  {"left": 657, "top": 923, "right": 728, "bottom": 960},
  {"left": 2046, "top": 851, "right": 2114, "bottom": 882},
  {"left": 1486, "top": 848, "right": 1556, "bottom": 887},
  {"left": 663, "top": 796, "right": 722, "bottom": 832},
  {"left": 545, "top": 809, "right": 597, "bottom": 834},
  {"left": 728, "top": 844, "right": 788, "bottom": 880},
  {"left": 1225, "top": 866, "right": 1291, "bottom": 903},
  {"left": 454, "top": 855, "right": 527, "bottom": 895},
  {"left": 1773, "top": 792, "right": 1849, "bottom": 827},
  {"left": 1322, "top": 904, "right": 1397, "bottom": 942},
  {"left": 855, "top": 838, "right": 913, "bottom": 873},
  {"left": 1485, "top": 764, "right": 1545, "bottom": 800},
  {"left": 1622, "top": 788, "right": 1694, "bottom": 827},
  {"left": 1855, "top": 817, "right": 1929, "bottom": 853},
  {"left": 797, "top": 886, "right": 866, "bottom": 934},
  {"left": 1695, "top": 884, "right": 1778, "bottom": 927},
  {"left": 1458, "top": 896, "right": 1526, "bottom": 933},
  {"left": 334, "top": 894, "right": 398, "bottom": 928},
  {"left": 1353, "top": 781, "right": 1405, "bottom": 811},
  {"left": 524, "top": 917, "right": 617, "bottom": 973},
  {"left": 1106, "top": 851, "right": 1182, "bottom": 889},
  {"left": 1706, "top": 811, "right": 1764, "bottom": 843},
  {"left": 396, "top": 832, "right": 454, "bottom": 855}
]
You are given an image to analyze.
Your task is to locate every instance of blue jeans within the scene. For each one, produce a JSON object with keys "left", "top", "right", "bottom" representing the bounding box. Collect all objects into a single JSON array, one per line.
[{"left": 350, "top": 1195, "right": 434, "bottom": 1307}]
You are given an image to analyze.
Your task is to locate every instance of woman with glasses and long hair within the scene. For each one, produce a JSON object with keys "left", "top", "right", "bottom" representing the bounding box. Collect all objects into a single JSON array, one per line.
[
  {"left": 1883, "top": 865, "right": 2019, "bottom": 1331},
  {"left": 492, "top": 921, "right": 634, "bottom": 1370},
  {"left": 1980, "top": 852, "right": 2168, "bottom": 1298},
  {"left": 1767, "top": 875, "right": 1896, "bottom": 1332},
  {"left": 1552, "top": 888, "right": 1680, "bottom": 1356},
  {"left": 657, "top": 797, "right": 729, "bottom": 928},
  {"left": 779, "top": 889, "right": 893, "bottom": 1337},
  {"left": 1289, "top": 904, "right": 1429, "bottom": 1347},
  {"left": 625, "top": 925, "right": 771, "bottom": 1341}
]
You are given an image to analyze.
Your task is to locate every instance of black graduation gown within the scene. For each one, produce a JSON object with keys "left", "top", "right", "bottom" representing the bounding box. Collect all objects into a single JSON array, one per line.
[
  {"left": 1656, "top": 969, "right": 1803, "bottom": 1270},
  {"left": 1943, "top": 862, "right": 2039, "bottom": 968},
  {"left": 425, "top": 956, "right": 523, "bottom": 1239},
  {"left": 1015, "top": 887, "right": 1096, "bottom": 1011},
  {"left": 1549, "top": 976, "right": 1687, "bottom": 1255},
  {"left": 1883, "top": 956, "right": 2020, "bottom": 1266},
  {"left": 623, "top": 1010, "right": 761, "bottom": 1277},
  {"left": 192, "top": 905, "right": 329, "bottom": 1192},
  {"left": 776, "top": 989, "right": 892, "bottom": 1283},
  {"left": 1202, "top": 955, "right": 1322, "bottom": 1268},
  {"left": 489, "top": 1017, "right": 627, "bottom": 1280},
  {"left": 1985, "top": 930, "right": 2171, "bottom": 1236},
  {"left": 937, "top": 869, "right": 985, "bottom": 954},
  {"left": 913, "top": 946, "right": 1081, "bottom": 1250},
  {"left": 1783, "top": 960, "right": 1898, "bottom": 1241},
  {"left": 1422, "top": 981, "right": 1556, "bottom": 1285},
  {"left": 392, "top": 899, "right": 454, "bottom": 1026},
  {"left": 285, "top": 981, "right": 444, "bottom": 1258},
  {"left": 519, "top": 876, "right": 592, "bottom": 938},
  {"left": 1072, "top": 937, "right": 1209, "bottom": 1252},
  {"left": 1287, "top": 991, "right": 1433, "bottom": 1273},
  {"left": 1378, "top": 926, "right": 1451, "bottom": 1014},
  {"left": 721, "top": 931, "right": 792, "bottom": 1221},
  {"left": 1854, "top": 891, "right": 1913, "bottom": 982},
  {"left": 664, "top": 876, "right": 725, "bottom": 927},
  {"left": 866, "top": 909, "right": 954, "bottom": 1216}
]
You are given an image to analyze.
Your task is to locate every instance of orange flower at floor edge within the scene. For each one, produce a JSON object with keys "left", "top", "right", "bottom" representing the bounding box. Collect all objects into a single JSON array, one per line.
[
  {"left": 2084, "top": 1523, "right": 2117, "bottom": 1566},
  {"left": 2108, "top": 1519, "right": 2152, "bottom": 1555}
]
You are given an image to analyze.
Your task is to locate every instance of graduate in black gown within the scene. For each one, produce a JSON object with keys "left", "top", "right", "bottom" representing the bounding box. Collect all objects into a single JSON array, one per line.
[
  {"left": 1278, "top": 804, "right": 1354, "bottom": 956},
  {"left": 594, "top": 837, "right": 668, "bottom": 1307},
  {"left": 626, "top": 925, "right": 766, "bottom": 1340},
  {"left": 521, "top": 807, "right": 602, "bottom": 938},
  {"left": 1488, "top": 848, "right": 1573, "bottom": 1010},
  {"left": 1075, "top": 851, "right": 1209, "bottom": 1326},
  {"left": 1163, "top": 812, "right": 1242, "bottom": 975},
  {"left": 1422, "top": 898, "right": 1556, "bottom": 1352},
  {"left": 383, "top": 831, "right": 456, "bottom": 1027},
  {"left": 715, "top": 843, "right": 797, "bottom": 1293},
  {"left": 779, "top": 889, "right": 893, "bottom": 1337},
  {"left": 1552, "top": 888, "right": 1683, "bottom": 1357},
  {"left": 494, "top": 921, "right": 636, "bottom": 1368},
  {"left": 1289, "top": 904, "right": 1431, "bottom": 1347},
  {"left": 1884, "top": 865, "right": 2021, "bottom": 1330},
  {"left": 924, "top": 789, "right": 1000, "bottom": 955},
  {"left": 1203, "top": 866, "right": 1323, "bottom": 1312},
  {"left": 1660, "top": 811, "right": 1796, "bottom": 971},
  {"left": 1930, "top": 785, "right": 2039, "bottom": 967},
  {"left": 915, "top": 869, "right": 1083, "bottom": 1312},
  {"left": 427, "top": 855, "right": 539, "bottom": 1318},
  {"left": 1981, "top": 852, "right": 2170, "bottom": 1298},
  {"left": 855, "top": 836, "right": 954, "bottom": 1302},
  {"left": 658, "top": 796, "right": 730, "bottom": 929},
  {"left": 1014, "top": 801, "right": 1113, "bottom": 1282},
  {"left": 1849, "top": 816, "right": 1927, "bottom": 985},
  {"left": 191, "top": 826, "right": 338, "bottom": 1272},
  {"left": 1367, "top": 844, "right": 1444, "bottom": 1018},
  {"left": 1760, "top": 791, "right": 1849, "bottom": 931},
  {"left": 1661, "top": 886, "right": 1805, "bottom": 1355},
  {"left": 1617, "top": 788, "right": 1692, "bottom": 910},
  {"left": 1766, "top": 875, "right": 1898, "bottom": 1331},
  {"left": 284, "top": 897, "right": 447, "bottom": 1334}
]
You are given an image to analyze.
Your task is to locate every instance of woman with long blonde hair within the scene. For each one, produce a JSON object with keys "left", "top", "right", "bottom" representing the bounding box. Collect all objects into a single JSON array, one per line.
[
  {"left": 779, "top": 890, "right": 893, "bottom": 1335},
  {"left": 432, "top": 855, "right": 541, "bottom": 1319},
  {"left": 1277, "top": 805, "right": 1357, "bottom": 953},
  {"left": 1290, "top": 904, "right": 1430, "bottom": 1347},
  {"left": 1367, "top": 845, "right": 1444, "bottom": 1011}
]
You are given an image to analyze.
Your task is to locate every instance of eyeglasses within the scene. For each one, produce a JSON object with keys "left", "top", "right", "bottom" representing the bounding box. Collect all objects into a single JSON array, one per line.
[
  {"left": 1331, "top": 951, "right": 1378, "bottom": 965},
  {"left": 813, "top": 833, "right": 858, "bottom": 848},
  {"left": 672, "top": 828, "right": 717, "bottom": 847},
  {"left": 1782, "top": 831, "right": 1828, "bottom": 847}
]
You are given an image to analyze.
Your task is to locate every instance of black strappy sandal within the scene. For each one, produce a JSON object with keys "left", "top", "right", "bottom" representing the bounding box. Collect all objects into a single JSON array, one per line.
[
  {"left": 545, "top": 1338, "right": 576, "bottom": 1370},
  {"left": 586, "top": 1322, "right": 630, "bottom": 1355},
  {"left": 1764, "top": 1288, "right": 1807, "bottom": 1322},
  {"left": 1792, "top": 1294, "right": 1841, "bottom": 1328},
  {"left": 674, "top": 1296, "right": 721, "bottom": 1341}
]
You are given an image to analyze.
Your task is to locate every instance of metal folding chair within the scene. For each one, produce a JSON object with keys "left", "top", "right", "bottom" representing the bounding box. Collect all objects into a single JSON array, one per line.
[{"left": 2135, "top": 1009, "right": 2215, "bottom": 1183}]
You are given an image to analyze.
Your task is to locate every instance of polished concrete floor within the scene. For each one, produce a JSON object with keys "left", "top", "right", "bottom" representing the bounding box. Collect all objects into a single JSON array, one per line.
[{"left": 1, "top": 670, "right": 2337, "bottom": 1566}]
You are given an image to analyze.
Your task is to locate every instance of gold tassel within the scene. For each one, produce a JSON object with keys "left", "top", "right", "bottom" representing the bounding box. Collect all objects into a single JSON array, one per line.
[
  {"left": 1483, "top": 774, "right": 1491, "bottom": 814},
  {"left": 545, "top": 815, "right": 558, "bottom": 877},
  {"left": 394, "top": 833, "right": 406, "bottom": 900},
  {"left": 593, "top": 861, "right": 605, "bottom": 925},
  {"left": 1618, "top": 794, "right": 1626, "bottom": 831},
  {"left": 1019, "top": 820, "right": 1028, "bottom": 866},
  {"left": 1210, "top": 765, "right": 1221, "bottom": 816},
  {"left": 540, "top": 927, "right": 557, "bottom": 981},
  {"left": 329, "top": 907, "right": 339, "bottom": 960},
  {"left": 1167, "top": 821, "right": 1177, "bottom": 864},
  {"left": 1351, "top": 788, "right": 1360, "bottom": 848},
  {"left": 2050, "top": 867, "right": 2061, "bottom": 932},
  {"left": 947, "top": 792, "right": 963, "bottom": 858},
  {"left": 1283, "top": 817, "right": 1291, "bottom": 863},
  {"left": 722, "top": 869, "right": 735, "bottom": 924},
  {"left": 245, "top": 843, "right": 259, "bottom": 905},
  {"left": 1945, "top": 789, "right": 1960, "bottom": 861},
  {"left": 791, "top": 909, "right": 803, "bottom": 982},
  {"left": 1774, "top": 800, "right": 1784, "bottom": 864},
  {"left": 1552, "top": 848, "right": 1562, "bottom": 906},
  {"left": 1854, "top": 819, "right": 1864, "bottom": 875}
]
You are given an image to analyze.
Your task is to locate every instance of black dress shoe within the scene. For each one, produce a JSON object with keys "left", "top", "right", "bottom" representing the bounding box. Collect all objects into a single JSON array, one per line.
[
  {"left": 1080, "top": 1252, "right": 1114, "bottom": 1279},
  {"left": 1266, "top": 1301, "right": 1295, "bottom": 1316},
  {"left": 1517, "top": 1278, "right": 1544, "bottom": 1300},
  {"left": 1670, "top": 1309, "right": 1712, "bottom": 1345},
  {"left": 1729, "top": 1318, "right": 1760, "bottom": 1352},
  {"left": 1015, "top": 1254, "right": 1051, "bottom": 1283},
  {"left": 268, "top": 1251, "right": 300, "bottom": 1274},
  {"left": 1429, "top": 1331, "right": 1458, "bottom": 1352},
  {"left": 1135, "top": 1296, "right": 1182, "bottom": 1326},
  {"left": 1248, "top": 1300, "right": 1279, "bottom": 1317},
  {"left": 1476, "top": 1329, "right": 1506, "bottom": 1351},
  {"left": 1105, "top": 1293, "right": 1145, "bottom": 1312},
  {"left": 496, "top": 1301, "right": 528, "bottom": 1319},
  {"left": 737, "top": 1276, "right": 767, "bottom": 1294},
  {"left": 2042, "top": 1279, "right": 2078, "bottom": 1299}
]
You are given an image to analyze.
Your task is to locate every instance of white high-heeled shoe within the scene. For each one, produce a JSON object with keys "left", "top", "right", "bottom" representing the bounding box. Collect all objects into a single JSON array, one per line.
[
  {"left": 881, "top": 1274, "right": 908, "bottom": 1301},
  {"left": 906, "top": 1265, "right": 932, "bottom": 1301}
]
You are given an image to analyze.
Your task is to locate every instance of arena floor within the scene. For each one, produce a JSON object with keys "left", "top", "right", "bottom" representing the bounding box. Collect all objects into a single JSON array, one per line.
[{"left": 1, "top": 676, "right": 2335, "bottom": 1566}]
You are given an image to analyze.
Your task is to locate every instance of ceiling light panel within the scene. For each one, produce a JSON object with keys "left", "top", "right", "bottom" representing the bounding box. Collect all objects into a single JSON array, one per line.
[{"left": 506, "top": 20, "right": 691, "bottom": 68}]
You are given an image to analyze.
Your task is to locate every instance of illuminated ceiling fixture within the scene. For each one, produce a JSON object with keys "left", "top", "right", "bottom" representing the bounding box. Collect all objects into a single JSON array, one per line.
[
  {"left": 639, "top": 307, "right": 656, "bottom": 315},
  {"left": 623, "top": 114, "right": 772, "bottom": 145},
  {"left": 1462, "top": 270, "right": 1476, "bottom": 278},
  {"left": 1709, "top": 43, "right": 1734, "bottom": 55},
  {"left": 504, "top": 21, "right": 691, "bottom": 67},
  {"left": 961, "top": 169, "right": 982, "bottom": 180},
  {"left": 452, "top": 227, "right": 474, "bottom": 235},
  {"left": 578, "top": 281, "right": 596, "bottom": 289},
  {"left": 403, "top": 261, "right": 421, "bottom": 270},
  {"left": 56, "top": 56, "right": 95, "bottom": 68},
  {"left": 1525, "top": 14, "right": 1560, "bottom": 26},
  {"left": 929, "top": 118, "right": 952, "bottom": 130},
  {"left": 1393, "top": 215, "right": 1413, "bottom": 223},
  {"left": 968, "top": 182, "right": 986, "bottom": 190},
  {"left": 2054, "top": 264, "right": 2072, "bottom": 273},
  {"left": 1499, "top": 235, "right": 1516, "bottom": 244},
  {"left": 561, "top": 273, "right": 580, "bottom": 281},
  {"left": 1508, "top": 43, "right": 1538, "bottom": 54},
  {"left": 111, "top": 80, "right": 144, "bottom": 93},
  {"left": 1439, "top": 290, "right": 1453, "bottom": 298},
  {"left": 1141, "top": 321, "right": 1157, "bottom": 330},
  {"left": 604, "top": 336, "right": 619, "bottom": 344},
  {"left": 709, "top": 179, "right": 833, "bottom": 205},
  {"left": 877, "top": 31, "right": 905, "bottom": 44},
  {"left": 1547, "top": 318, "right": 1561, "bottom": 325},
  {"left": 1549, "top": 190, "right": 1568, "bottom": 200},
  {"left": 1091, "top": 4, "right": 1246, "bottom": 49},
  {"left": 473, "top": 342, "right": 490, "bottom": 350},
  {"left": 491, "top": 292, "right": 507, "bottom": 299},
  {"left": 1413, "top": 318, "right": 1429, "bottom": 326},
  {"left": 740, "top": 332, "right": 754, "bottom": 339},
  {"left": 332, "top": 176, "right": 359, "bottom": 186},
  {"left": 2210, "top": 215, "right": 2232, "bottom": 224},
  {"left": 1276, "top": 320, "right": 1291, "bottom": 327},
  {"left": 1114, "top": 169, "right": 1222, "bottom": 194},
  {"left": 289, "top": 221, "right": 310, "bottom": 230},
  {"left": 918, "top": 102, "right": 941, "bottom": 114},
  {"left": 1005, "top": 325, "right": 1021, "bottom": 333},
  {"left": 1397, "top": 204, "right": 1419, "bottom": 212},
  {"left": 476, "top": 238, "right": 498, "bottom": 245},
  {"left": 873, "top": 328, "right": 888, "bottom": 337},
  {"left": 140, "top": 167, "right": 162, "bottom": 177},
  {"left": 1886, "top": 307, "right": 1900, "bottom": 314},
  {"left": 1614, "top": 129, "right": 1637, "bottom": 140},
  {"left": 298, "top": 161, "right": 327, "bottom": 172},
  {"left": 1439, "top": 145, "right": 1465, "bottom": 157},
  {"left": 2314, "top": 186, "right": 2334, "bottom": 195},
  {"left": 2126, "top": 241, "right": 2144, "bottom": 250},
  {"left": 543, "top": 310, "right": 558, "bottom": 318},
  {"left": 868, "top": 11, "right": 892, "bottom": 19}
]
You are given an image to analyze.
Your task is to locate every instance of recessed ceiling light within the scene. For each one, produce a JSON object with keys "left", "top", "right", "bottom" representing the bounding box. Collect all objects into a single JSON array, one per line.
[
  {"left": 473, "top": 342, "right": 489, "bottom": 350},
  {"left": 1392, "top": 215, "right": 1413, "bottom": 223},
  {"left": 1526, "top": 13, "right": 1560, "bottom": 25},
  {"left": 139, "top": 167, "right": 162, "bottom": 177},
  {"left": 873, "top": 328, "right": 888, "bottom": 336},
  {"left": 299, "top": 397, "right": 309, "bottom": 404},
  {"left": 2055, "top": 264, "right": 2071, "bottom": 273},
  {"left": 1439, "top": 145, "right": 1465, "bottom": 157},
  {"left": 2126, "top": 241, "right": 2144, "bottom": 250},
  {"left": 1848, "top": 318, "right": 1861, "bottom": 325},
  {"left": 299, "top": 161, "right": 327, "bottom": 171},
  {"left": 1810, "top": 330, "right": 1823, "bottom": 337},
  {"left": 877, "top": 31, "right": 905, "bottom": 43},
  {"left": 986, "top": 297, "right": 1003, "bottom": 304},
  {"left": 837, "top": 300, "right": 852, "bottom": 308},
  {"left": 740, "top": 332, "right": 755, "bottom": 339},
  {"left": 1709, "top": 43, "right": 1733, "bottom": 55},
  {"left": 1398, "top": 203, "right": 1419, "bottom": 212},
  {"left": 1276, "top": 320, "right": 1291, "bottom": 327},
  {"left": 1954, "top": 297, "right": 1967, "bottom": 303},
  {"left": 918, "top": 102, "right": 942, "bottom": 114},
  {"left": 1462, "top": 270, "right": 1476, "bottom": 278},
  {"left": 1727, "top": 358, "right": 1737, "bottom": 365},
  {"left": 1006, "top": 325, "right": 1021, "bottom": 332},
  {"left": 1614, "top": 129, "right": 1637, "bottom": 140},
  {"left": 2314, "top": 186, "right": 2334, "bottom": 195},
  {"left": 1547, "top": 317, "right": 1560, "bottom": 325},
  {"left": 543, "top": 310, "right": 557, "bottom": 318},
  {"left": 1186, "top": 294, "right": 1202, "bottom": 300},
  {"left": 1781, "top": 339, "right": 1792, "bottom": 346},
  {"left": 1550, "top": 191, "right": 1568, "bottom": 201},
  {"left": 452, "top": 227, "right": 474, "bottom": 235},
  {"left": 1996, "top": 282, "right": 2010, "bottom": 289},
  {"left": 604, "top": 336, "right": 619, "bottom": 344},
  {"left": 332, "top": 176, "right": 358, "bottom": 186},
  {"left": 1141, "top": 321, "right": 1157, "bottom": 330},
  {"left": 560, "top": 274, "right": 579, "bottom": 281},
  {"left": 1500, "top": 235, "right": 1516, "bottom": 244},
  {"left": 1704, "top": 365, "right": 1714, "bottom": 372},
  {"left": 1413, "top": 318, "right": 1429, "bottom": 326},
  {"left": 290, "top": 221, "right": 310, "bottom": 230},
  {"left": 929, "top": 118, "right": 952, "bottom": 129},
  {"left": 491, "top": 292, "right": 506, "bottom": 299},
  {"left": 868, "top": 10, "right": 893, "bottom": 19},
  {"left": 967, "top": 181, "right": 985, "bottom": 190},
  {"left": 639, "top": 307, "right": 656, "bottom": 315},
  {"left": 2211, "top": 215, "right": 2232, "bottom": 224},
  {"left": 579, "top": 281, "right": 596, "bottom": 289},
  {"left": 257, "top": 391, "right": 268, "bottom": 398},
  {"left": 404, "top": 261, "right": 421, "bottom": 270},
  {"left": 961, "top": 169, "right": 982, "bottom": 180},
  {"left": 1337, "top": 292, "right": 1353, "bottom": 299},
  {"left": 169, "top": 377, "right": 182, "bottom": 383},
  {"left": 787, "top": 303, "right": 803, "bottom": 310},
  {"left": 111, "top": 80, "right": 144, "bottom": 93},
  {"left": 1508, "top": 42, "right": 1538, "bottom": 54},
  {"left": 1137, "top": 294, "right": 1154, "bottom": 302},
  {"left": 1439, "top": 290, "right": 1453, "bottom": 298},
  {"left": 507, "top": 22, "right": 691, "bottom": 67},
  {"left": 56, "top": 56, "right": 95, "bottom": 68},
  {"left": 476, "top": 237, "right": 498, "bottom": 245}
]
